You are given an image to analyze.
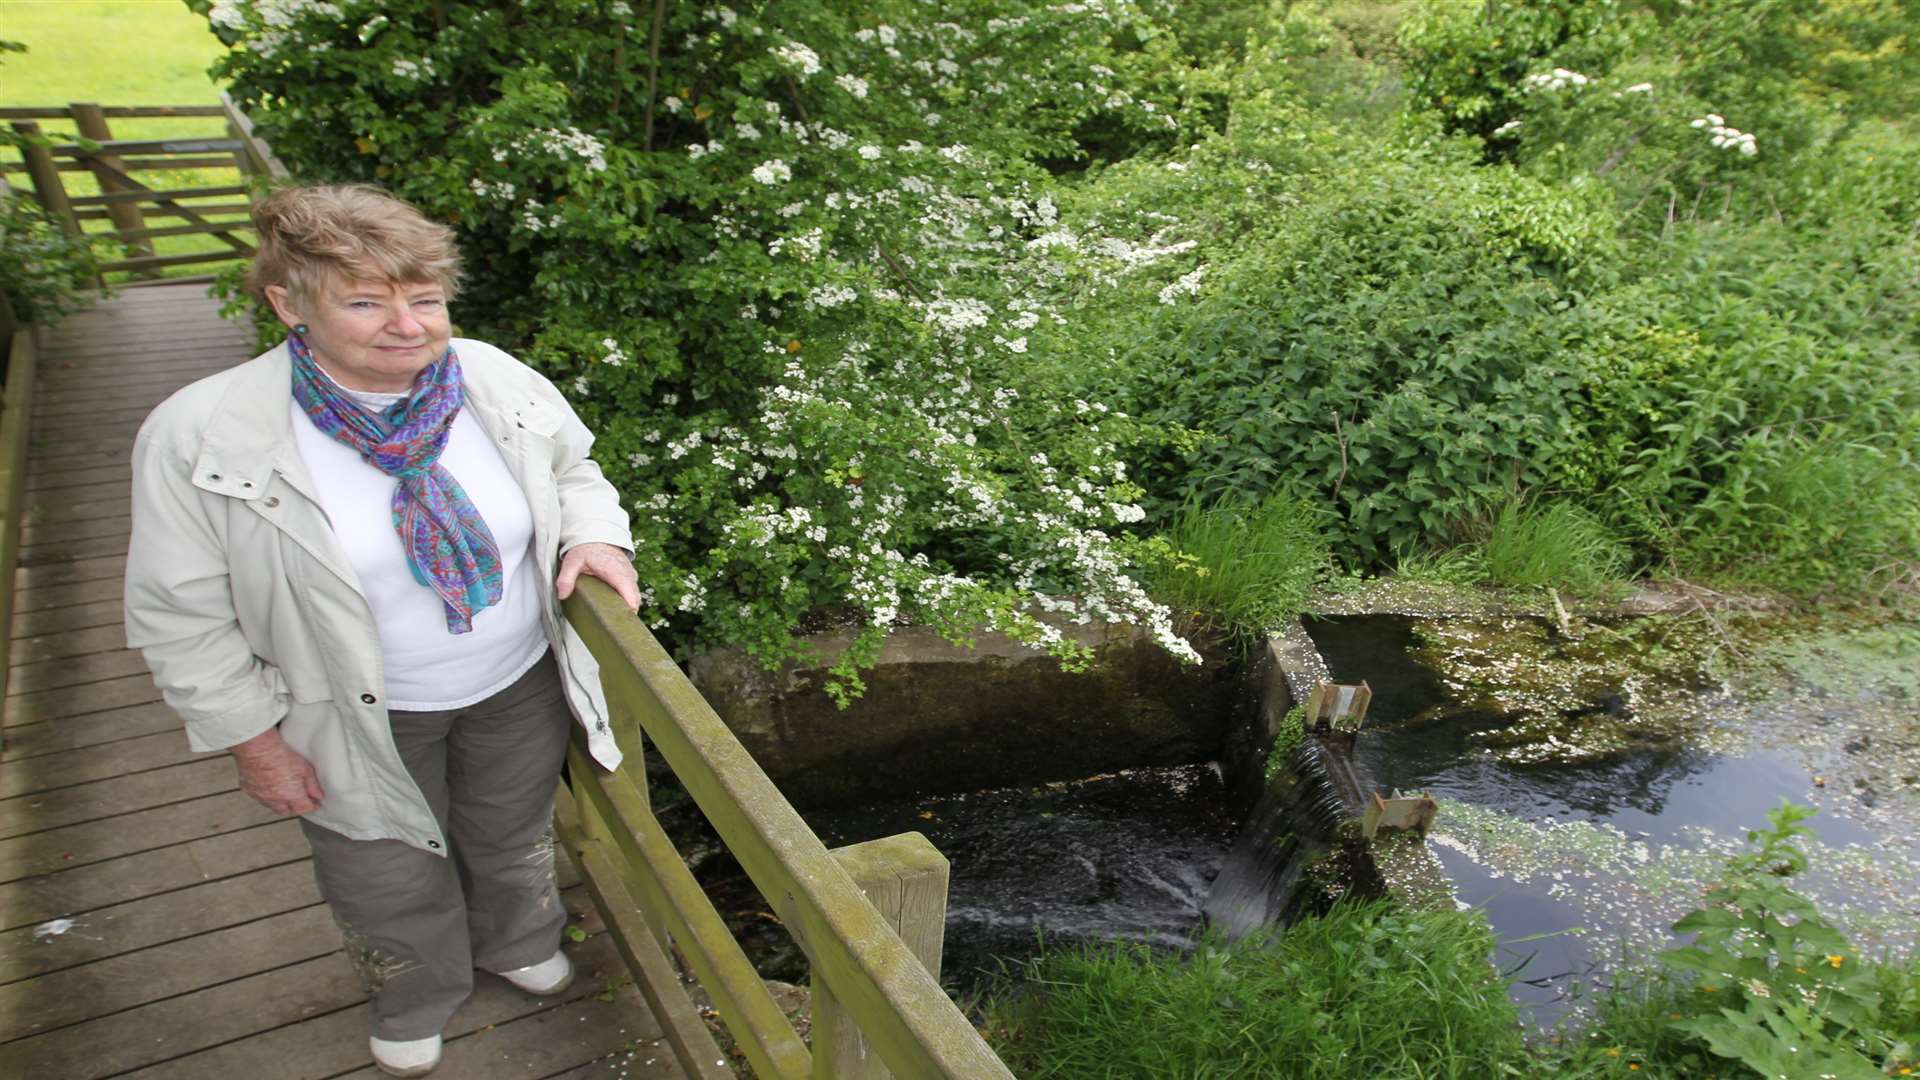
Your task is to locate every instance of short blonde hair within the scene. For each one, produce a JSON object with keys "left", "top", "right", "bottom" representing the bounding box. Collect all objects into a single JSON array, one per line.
[{"left": 246, "top": 184, "right": 463, "bottom": 304}]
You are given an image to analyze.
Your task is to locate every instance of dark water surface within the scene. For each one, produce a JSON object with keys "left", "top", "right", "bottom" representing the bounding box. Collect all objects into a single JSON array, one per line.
[
  {"left": 801, "top": 764, "right": 1238, "bottom": 995},
  {"left": 1304, "top": 613, "right": 1920, "bottom": 1022}
]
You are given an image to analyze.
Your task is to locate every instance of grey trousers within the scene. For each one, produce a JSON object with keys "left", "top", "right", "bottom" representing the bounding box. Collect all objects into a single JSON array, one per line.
[{"left": 301, "top": 652, "right": 572, "bottom": 1040}]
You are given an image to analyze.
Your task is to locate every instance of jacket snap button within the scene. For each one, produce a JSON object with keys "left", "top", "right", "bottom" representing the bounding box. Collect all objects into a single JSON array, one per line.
[
  {"left": 241, "top": 480, "right": 253, "bottom": 488},
  {"left": 264, "top": 496, "right": 280, "bottom": 508},
  {"left": 208, "top": 473, "right": 221, "bottom": 481},
  {"left": 360, "top": 692, "right": 377, "bottom": 704},
  {"left": 427, "top": 840, "right": 442, "bottom": 850}
]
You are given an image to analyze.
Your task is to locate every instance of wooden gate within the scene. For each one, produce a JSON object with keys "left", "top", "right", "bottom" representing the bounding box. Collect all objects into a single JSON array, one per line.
[{"left": 1, "top": 94, "right": 286, "bottom": 286}]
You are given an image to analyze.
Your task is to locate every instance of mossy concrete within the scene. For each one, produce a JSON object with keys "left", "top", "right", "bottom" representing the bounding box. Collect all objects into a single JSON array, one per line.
[{"left": 687, "top": 620, "right": 1237, "bottom": 809}]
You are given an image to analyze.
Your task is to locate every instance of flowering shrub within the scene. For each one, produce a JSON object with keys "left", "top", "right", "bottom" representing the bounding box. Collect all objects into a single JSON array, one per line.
[{"left": 194, "top": 0, "right": 1213, "bottom": 692}]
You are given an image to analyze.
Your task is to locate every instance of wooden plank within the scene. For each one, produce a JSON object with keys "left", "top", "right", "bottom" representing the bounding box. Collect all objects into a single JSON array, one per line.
[
  {"left": 40, "top": 346, "right": 243, "bottom": 369},
  {"left": 110, "top": 929, "right": 640, "bottom": 1080},
  {"left": 0, "top": 703, "right": 175, "bottom": 760},
  {"left": 38, "top": 354, "right": 241, "bottom": 374},
  {"left": 328, "top": 974, "right": 677, "bottom": 1080},
  {"left": 0, "top": 951, "right": 363, "bottom": 1079},
  {"left": 0, "top": 729, "right": 191, "bottom": 800},
  {"left": 19, "top": 533, "right": 133, "bottom": 565},
  {"left": 75, "top": 202, "right": 252, "bottom": 222},
  {"left": 67, "top": 184, "right": 248, "bottom": 208},
  {"left": 0, "top": 860, "right": 316, "bottom": 983},
  {"left": 15, "top": 155, "right": 243, "bottom": 174},
  {"left": 1, "top": 285, "right": 40, "bottom": 707},
  {"left": 0, "top": 756, "right": 230, "bottom": 840},
  {"left": 11, "top": 624, "right": 133, "bottom": 666},
  {"left": 100, "top": 250, "right": 251, "bottom": 274},
  {"left": 0, "top": 107, "right": 226, "bottom": 119},
  {"left": 50, "top": 137, "right": 244, "bottom": 157},
  {"left": 30, "top": 412, "right": 157, "bottom": 437},
  {"left": 28, "top": 446, "right": 141, "bottom": 473},
  {"left": 11, "top": 554, "right": 125, "bottom": 590},
  {"left": 0, "top": 788, "right": 269, "bottom": 881},
  {"left": 10, "top": 575, "right": 124, "bottom": 613},
  {"left": 34, "top": 368, "right": 233, "bottom": 393},
  {"left": 18, "top": 508, "right": 131, "bottom": 539},
  {"left": 23, "top": 463, "right": 130, "bottom": 490},
  {"left": 0, "top": 902, "right": 339, "bottom": 1041},
  {"left": 0, "top": 818, "right": 304, "bottom": 931},
  {"left": 2, "top": 671, "right": 159, "bottom": 726},
  {"left": 14, "top": 496, "right": 128, "bottom": 529},
  {"left": 7, "top": 648, "right": 149, "bottom": 696},
  {"left": 557, "top": 789, "right": 733, "bottom": 1080},
  {"left": 12, "top": 599, "right": 123, "bottom": 639}
]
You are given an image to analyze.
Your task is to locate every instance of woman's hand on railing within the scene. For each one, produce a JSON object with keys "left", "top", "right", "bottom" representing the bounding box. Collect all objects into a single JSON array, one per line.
[
  {"left": 229, "top": 726, "right": 326, "bottom": 816},
  {"left": 556, "top": 542, "right": 641, "bottom": 614}
]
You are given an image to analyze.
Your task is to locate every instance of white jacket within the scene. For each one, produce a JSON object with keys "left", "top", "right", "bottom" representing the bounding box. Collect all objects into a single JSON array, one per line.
[{"left": 125, "top": 338, "right": 628, "bottom": 854}]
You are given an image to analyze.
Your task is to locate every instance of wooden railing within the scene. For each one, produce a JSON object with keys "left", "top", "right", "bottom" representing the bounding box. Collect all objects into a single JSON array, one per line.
[
  {"left": 0, "top": 268, "right": 38, "bottom": 709},
  {"left": 558, "top": 581, "right": 1016, "bottom": 1079},
  {"left": 0, "top": 96, "right": 286, "bottom": 285}
]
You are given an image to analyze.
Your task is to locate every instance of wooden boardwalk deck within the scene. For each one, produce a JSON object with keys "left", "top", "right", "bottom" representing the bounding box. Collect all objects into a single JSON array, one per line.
[{"left": 0, "top": 284, "right": 686, "bottom": 1080}]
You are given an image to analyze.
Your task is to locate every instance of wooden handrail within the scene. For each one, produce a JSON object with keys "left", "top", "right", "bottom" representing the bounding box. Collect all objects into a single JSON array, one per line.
[
  {"left": 560, "top": 581, "right": 1016, "bottom": 1079},
  {"left": 0, "top": 281, "right": 38, "bottom": 722}
]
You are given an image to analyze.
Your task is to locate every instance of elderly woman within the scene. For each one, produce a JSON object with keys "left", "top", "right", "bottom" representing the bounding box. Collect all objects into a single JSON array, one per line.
[{"left": 125, "top": 184, "right": 639, "bottom": 1077}]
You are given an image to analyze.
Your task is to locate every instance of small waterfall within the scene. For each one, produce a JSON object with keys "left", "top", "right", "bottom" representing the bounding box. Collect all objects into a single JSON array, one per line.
[{"left": 1202, "top": 733, "right": 1376, "bottom": 939}]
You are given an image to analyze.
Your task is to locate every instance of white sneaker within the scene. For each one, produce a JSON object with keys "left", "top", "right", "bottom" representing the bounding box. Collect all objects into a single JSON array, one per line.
[
  {"left": 496, "top": 950, "right": 573, "bottom": 995},
  {"left": 369, "top": 1033, "right": 442, "bottom": 1078}
]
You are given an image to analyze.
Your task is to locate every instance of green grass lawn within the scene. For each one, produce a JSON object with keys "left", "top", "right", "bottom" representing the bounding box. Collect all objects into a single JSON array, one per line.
[{"left": 2, "top": 1, "right": 246, "bottom": 282}]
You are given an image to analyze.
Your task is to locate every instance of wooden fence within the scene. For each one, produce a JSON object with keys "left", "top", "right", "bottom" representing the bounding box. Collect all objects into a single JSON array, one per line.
[
  {"left": 559, "top": 581, "right": 1017, "bottom": 1079},
  {"left": 0, "top": 95, "right": 286, "bottom": 285}
]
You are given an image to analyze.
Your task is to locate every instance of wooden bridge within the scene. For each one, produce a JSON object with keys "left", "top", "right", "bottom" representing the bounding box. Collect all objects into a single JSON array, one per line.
[{"left": 0, "top": 167, "right": 1014, "bottom": 1077}]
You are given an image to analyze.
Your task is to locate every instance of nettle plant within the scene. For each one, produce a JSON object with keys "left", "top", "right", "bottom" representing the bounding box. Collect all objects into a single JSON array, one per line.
[
  {"left": 1662, "top": 802, "right": 1916, "bottom": 1079},
  {"left": 197, "top": 0, "right": 1209, "bottom": 698}
]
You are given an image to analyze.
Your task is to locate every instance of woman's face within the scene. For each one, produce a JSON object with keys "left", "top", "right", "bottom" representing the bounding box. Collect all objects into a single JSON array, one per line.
[{"left": 266, "top": 275, "right": 452, "bottom": 393}]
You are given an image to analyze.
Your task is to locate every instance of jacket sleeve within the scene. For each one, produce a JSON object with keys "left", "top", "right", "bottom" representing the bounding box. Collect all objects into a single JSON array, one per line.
[
  {"left": 535, "top": 375, "right": 634, "bottom": 556},
  {"left": 124, "top": 425, "right": 289, "bottom": 753}
]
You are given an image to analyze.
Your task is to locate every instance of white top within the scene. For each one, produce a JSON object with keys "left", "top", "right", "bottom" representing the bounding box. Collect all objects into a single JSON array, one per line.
[{"left": 290, "top": 381, "right": 549, "bottom": 710}]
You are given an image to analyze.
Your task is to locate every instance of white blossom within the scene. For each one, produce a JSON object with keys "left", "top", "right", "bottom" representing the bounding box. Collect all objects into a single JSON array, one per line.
[{"left": 770, "top": 41, "right": 821, "bottom": 77}]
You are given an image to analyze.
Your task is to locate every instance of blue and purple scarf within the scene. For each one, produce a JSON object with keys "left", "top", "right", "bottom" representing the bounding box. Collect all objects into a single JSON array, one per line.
[{"left": 289, "top": 333, "right": 502, "bottom": 634}]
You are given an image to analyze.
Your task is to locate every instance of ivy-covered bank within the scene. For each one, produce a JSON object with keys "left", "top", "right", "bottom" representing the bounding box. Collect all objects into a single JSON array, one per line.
[{"left": 193, "top": 1, "right": 1919, "bottom": 688}]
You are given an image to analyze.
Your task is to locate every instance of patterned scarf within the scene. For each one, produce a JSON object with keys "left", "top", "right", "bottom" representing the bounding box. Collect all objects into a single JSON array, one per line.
[{"left": 289, "top": 333, "right": 503, "bottom": 633}]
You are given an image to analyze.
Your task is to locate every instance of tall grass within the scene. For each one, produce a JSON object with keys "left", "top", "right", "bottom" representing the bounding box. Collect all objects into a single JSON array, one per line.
[
  {"left": 985, "top": 901, "right": 1531, "bottom": 1079},
  {"left": 1481, "top": 499, "right": 1633, "bottom": 594},
  {"left": 1144, "top": 493, "right": 1328, "bottom": 638}
]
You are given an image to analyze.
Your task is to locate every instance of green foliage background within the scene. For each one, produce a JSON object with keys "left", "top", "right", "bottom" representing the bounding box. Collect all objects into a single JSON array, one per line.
[{"left": 189, "top": 0, "right": 1920, "bottom": 675}]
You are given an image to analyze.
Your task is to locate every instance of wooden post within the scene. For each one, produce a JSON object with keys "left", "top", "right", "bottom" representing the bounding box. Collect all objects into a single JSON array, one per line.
[
  {"left": 70, "top": 103, "right": 154, "bottom": 265},
  {"left": 11, "top": 121, "right": 82, "bottom": 239},
  {"left": 812, "top": 832, "right": 949, "bottom": 1080}
]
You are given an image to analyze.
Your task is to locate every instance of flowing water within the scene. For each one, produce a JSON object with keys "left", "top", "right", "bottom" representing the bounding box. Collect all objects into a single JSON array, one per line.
[{"left": 802, "top": 763, "right": 1240, "bottom": 995}]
